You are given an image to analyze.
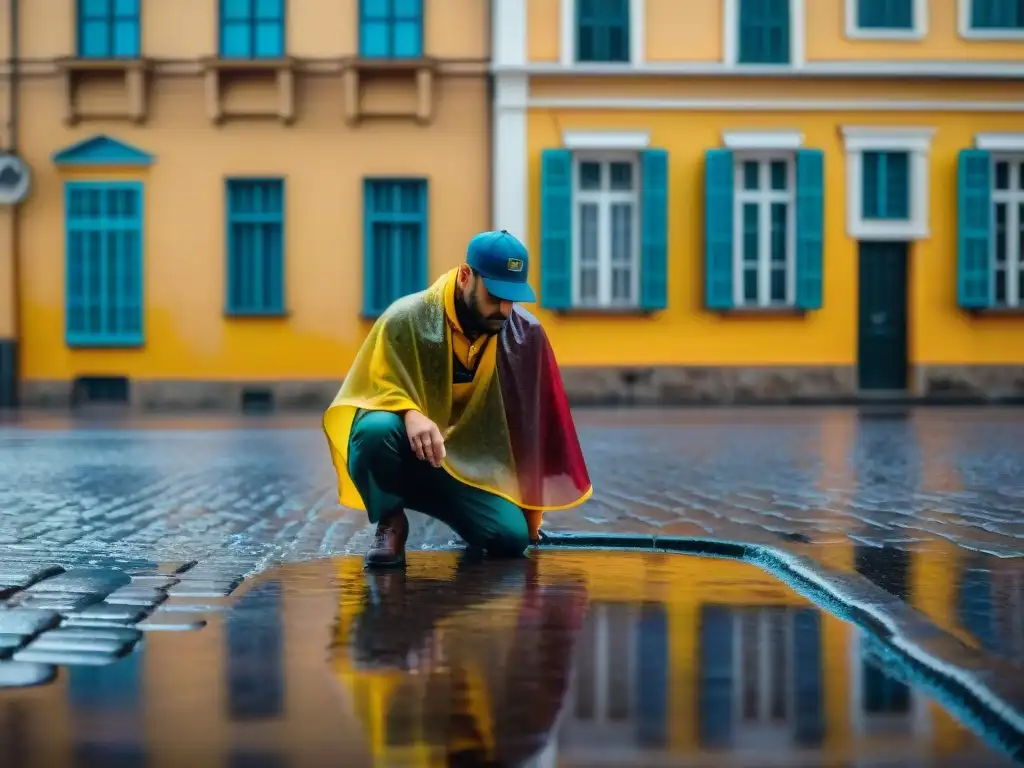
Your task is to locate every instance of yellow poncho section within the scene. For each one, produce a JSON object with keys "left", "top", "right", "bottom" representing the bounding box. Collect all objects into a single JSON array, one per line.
[{"left": 323, "top": 269, "right": 521, "bottom": 511}]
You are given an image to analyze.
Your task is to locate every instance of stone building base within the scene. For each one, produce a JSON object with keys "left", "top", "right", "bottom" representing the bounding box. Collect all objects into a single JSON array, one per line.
[
  {"left": 16, "top": 364, "right": 1024, "bottom": 411},
  {"left": 913, "top": 365, "right": 1024, "bottom": 401},
  {"left": 19, "top": 379, "right": 341, "bottom": 412},
  {"left": 558, "top": 365, "right": 858, "bottom": 405}
]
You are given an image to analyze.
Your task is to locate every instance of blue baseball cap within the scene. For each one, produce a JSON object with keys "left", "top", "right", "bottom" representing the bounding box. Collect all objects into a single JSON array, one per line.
[{"left": 465, "top": 229, "right": 536, "bottom": 304}]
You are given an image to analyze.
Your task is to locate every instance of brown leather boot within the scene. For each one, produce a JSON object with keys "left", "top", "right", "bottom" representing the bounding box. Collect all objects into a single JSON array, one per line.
[{"left": 364, "top": 510, "right": 409, "bottom": 569}]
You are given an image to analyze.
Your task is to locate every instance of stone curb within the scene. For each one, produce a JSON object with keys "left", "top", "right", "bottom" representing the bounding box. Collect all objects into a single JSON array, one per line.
[{"left": 537, "top": 531, "right": 1024, "bottom": 760}]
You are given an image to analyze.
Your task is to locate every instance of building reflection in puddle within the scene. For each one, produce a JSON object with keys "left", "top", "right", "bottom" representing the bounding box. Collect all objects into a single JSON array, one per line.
[
  {"left": 0, "top": 549, "right": 1019, "bottom": 767},
  {"left": 334, "top": 551, "right": 1017, "bottom": 767},
  {"left": 959, "top": 553, "right": 1024, "bottom": 664},
  {"left": 227, "top": 582, "right": 286, "bottom": 721},
  {"left": 68, "top": 650, "right": 146, "bottom": 766}
]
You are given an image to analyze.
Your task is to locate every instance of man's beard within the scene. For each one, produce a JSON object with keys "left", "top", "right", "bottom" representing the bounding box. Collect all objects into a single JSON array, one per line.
[{"left": 455, "top": 286, "right": 505, "bottom": 337}]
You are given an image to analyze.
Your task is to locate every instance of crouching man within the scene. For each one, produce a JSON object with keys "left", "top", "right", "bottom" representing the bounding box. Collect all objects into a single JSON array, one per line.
[{"left": 323, "top": 230, "right": 592, "bottom": 568}]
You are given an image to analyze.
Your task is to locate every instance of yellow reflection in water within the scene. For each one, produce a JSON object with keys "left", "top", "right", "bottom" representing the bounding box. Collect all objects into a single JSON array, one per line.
[{"left": 332, "top": 550, "right": 1010, "bottom": 768}]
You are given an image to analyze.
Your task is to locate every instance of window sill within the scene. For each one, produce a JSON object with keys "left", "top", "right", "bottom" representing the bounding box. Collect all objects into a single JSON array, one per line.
[
  {"left": 960, "top": 28, "right": 1024, "bottom": 41},
  {"left": 846, "top": 27, "right": 924, "bottom": 41},
  {"left": 713, "top": 306, "right": 809, "bottom": 317},
  {"left": 62, "top": 56, "right": 149, "bottom": 68},
  {"left": 550, "top": 306, "right": 660, "bottom": 317},
  {"left": 56, "top": 57, "right": 152, "bottom": 126},
  {"left": 225, "top": 309, "right": 289, "bottom": 319},
  {"left": 66, "top": 338, "right": 144, "bottom": 349},
  {"left": 733, "top": 61, "right": 793, "bottom": 69},
  {"left": 202, "top": 58, "right": 295, "bottom": 125},
  {"left": 848, "top": 222, "right": 929, "bottom": 241},
  {"left": 350, "top": 56, "right": 436, "bottom": 71},
  {"left": 343, "top": 59, "right": 436, "bottom": 125},
  {"left": 965, "top": 306, "right": 1024, "bottom": 317},
  {"left": 573, "top": 59, "right": 632, "bottom": 66},
  {"left": 205, "top": 56, "right": 294, "bottom": 69}
]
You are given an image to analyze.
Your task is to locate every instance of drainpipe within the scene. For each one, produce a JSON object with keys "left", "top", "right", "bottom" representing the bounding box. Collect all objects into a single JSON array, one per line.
[
  {"left": 4, "top": 0, "right": 19, "bottom": 408},
  {"left": 485, "top": 0, "right": 494, "bottom": 231}
]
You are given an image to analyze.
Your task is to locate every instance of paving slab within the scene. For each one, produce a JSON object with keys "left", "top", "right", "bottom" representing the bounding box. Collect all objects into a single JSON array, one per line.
[
  {"left": 0, "top": 661, "right": 56, "bottom": 688},
  {"left": 0, "top": 608, "right": 61, "bottom": 636}
]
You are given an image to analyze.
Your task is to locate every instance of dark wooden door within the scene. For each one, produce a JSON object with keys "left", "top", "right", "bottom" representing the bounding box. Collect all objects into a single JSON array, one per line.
[{"left": 858, "top": 242, "right": 909, "bottom": 391}]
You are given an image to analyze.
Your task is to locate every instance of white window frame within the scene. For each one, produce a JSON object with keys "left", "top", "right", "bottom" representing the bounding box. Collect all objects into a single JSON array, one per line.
[
  {"left": 731, "top": 608, "right": 796, "bottom": 748},
  {"left": 958, "top": 0, "right": 1024, "bottom": 41},
  {"left": 845, "top": 0, "right": 928, "bottom": 40},
  {"left": 560, "top": 0, "right": 646, "bottom": 67},
  {"left": 571, "top": 152, "right": 642, "bottom": 309},
  {"left": 562, "top": 603, "right": 639, "bottom": 748},
  {"left": 989, "top": 152, "right": 1024, "bottom": 308},
  {"left": 732, "top": 152, "right": 798, "bottom": 309},
  {"left": 841, "top": 126, "right": 935, "bottom": 241},
  {"left": 723, "top": 0, "right": 806, "bottom": 69},
  {"left": 849, "top": 630, "right": 931, "bottom": 742}
]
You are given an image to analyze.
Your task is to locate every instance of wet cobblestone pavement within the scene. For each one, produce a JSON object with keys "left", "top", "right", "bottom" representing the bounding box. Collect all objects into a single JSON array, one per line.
[
  {"left": 0, "top": 406, "right": 1022, "bottom": 764},
  {"left": 1, "top": 407, "right": 1022, "bottom": 565}
]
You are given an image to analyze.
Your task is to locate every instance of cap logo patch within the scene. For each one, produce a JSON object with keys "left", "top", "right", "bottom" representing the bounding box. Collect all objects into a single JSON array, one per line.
[{"left": 507, "top": 258, "right": 524, "bottom": 272}]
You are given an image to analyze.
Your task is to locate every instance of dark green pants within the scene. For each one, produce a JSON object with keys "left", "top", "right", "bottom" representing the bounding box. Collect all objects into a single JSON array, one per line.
[{"left": 347, "top": 410, "right": 530, "bottom": 556}]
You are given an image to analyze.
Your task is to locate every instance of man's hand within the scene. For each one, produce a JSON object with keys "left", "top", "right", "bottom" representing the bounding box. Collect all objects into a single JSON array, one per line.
[{"left": 404, "top": 410, "right": 446, "bottom": 467}]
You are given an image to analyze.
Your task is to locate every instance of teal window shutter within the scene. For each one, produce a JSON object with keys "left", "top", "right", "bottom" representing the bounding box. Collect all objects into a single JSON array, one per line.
[
  {"left": 540, "top": 149, "right": 573, "bottom": 310},
  {"left": 360, "top": 0, "right": 424, "bottom": 58},
  {"left": 971, "top": 0, "right": 1024, "bottom": 29},
  {"left": 65, "top": 181, "right": 144, "bottom": 347},
  {"left": 577, "top": 0, "right": 630, "bottom": 63},
  {"left": 857, "top": 0, "right": 914, "bottom": 29},
  {"left": 793, "top": 610, "right": 824, "bottom": 745},
  {"left": 226, "top": 178, "right": 286, "bottom": 315},
  {"left": 697, "top": 605, "right": 734, "bottom": 746},
  {"left": 220, "top": 0, "right": 285, "bottom": 59},
  {"left": 640, "top": 149, "right": 669, "bottom": 311},
  {"left": 796, "top": 148, "right": 824, "bottom": 311},
  {"left": 78, "top": 0, "right": 141, "bottom": 59},
  {"left": 363, "top": 179, "right": 428, "bottom": 317},
  {"left": 957, "top": 149, "right": 993, "bottom": 310},
  {"left": 704, "top": 149, "right": 734, "bottom": 310},
  {"left": 738, "top": 0, "right": 791, "bottom": 64}
]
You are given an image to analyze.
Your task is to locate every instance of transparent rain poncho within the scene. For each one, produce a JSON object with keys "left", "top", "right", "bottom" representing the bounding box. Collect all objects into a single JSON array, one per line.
[{"left": 323, "top": 270, "right": 592, "bottom": 538}]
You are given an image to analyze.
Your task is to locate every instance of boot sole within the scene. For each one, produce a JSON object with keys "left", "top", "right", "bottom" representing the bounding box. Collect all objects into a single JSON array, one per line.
[{"left": 363, "top": 554, "right": 407, "bottom": 570}]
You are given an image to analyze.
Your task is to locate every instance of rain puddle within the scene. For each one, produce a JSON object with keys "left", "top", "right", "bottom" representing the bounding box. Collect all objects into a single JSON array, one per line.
[{"left": 0, "top": 550, "right": 1020, "bottom": 767}]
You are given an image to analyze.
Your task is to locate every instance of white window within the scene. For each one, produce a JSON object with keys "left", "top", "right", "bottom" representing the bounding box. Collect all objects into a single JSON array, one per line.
[
  {"left": 850, "top": 630, "right": 931, "bottom": 739},
  {"left": 562, "top": 603, "right": 639, "bottom": 748},
  {"left": 959, "top": 0, "right": 1024, "bottom": 40},
  {"left": 732, "top": 154, "right": 797, "bottom": 308},
  {"left": 991, "top": 155, "right": 1024, "bottom": 308},
  {"left": 723, "top": 0, "right": 805, "bottom": 68},
  {"left": 732, "top": 608, "right": 796, "bottom": 748},
  {"left": 841, "top": 126, "right": 935, "bottom": 241},
  {"left": 572, "top": 154, "right": 641, "bottom": 308},
  {"left": 845, "top": 0, "right": 927, "bottom": 40}
]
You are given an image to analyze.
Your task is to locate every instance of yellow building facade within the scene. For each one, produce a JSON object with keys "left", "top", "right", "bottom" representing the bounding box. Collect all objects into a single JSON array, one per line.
[
  {"left": 1, "top": 0, "right": 1023, "bottom": 409},
  {"left": 0, "top": 0, "right": 491, "bottom": 410},
  {"left": 499, "top": 0, "right": 1024, "bottom": 404}
]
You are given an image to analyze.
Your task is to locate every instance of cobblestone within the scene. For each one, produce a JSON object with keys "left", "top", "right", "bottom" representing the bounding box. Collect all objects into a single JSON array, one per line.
[
  {"left": 0, "top": 661, "right": 54, "bottom": 687},
  {"left": 0, "top": 609, "right": 60, "bottom": 637},
  {"left": 0, "top": 407, "right": 1021, "bottom": 569}
]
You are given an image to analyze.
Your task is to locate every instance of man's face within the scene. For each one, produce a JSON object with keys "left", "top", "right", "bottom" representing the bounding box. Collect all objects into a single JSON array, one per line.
[{"left": 458, "top": 266, "right": 512, "bottom": 334}]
